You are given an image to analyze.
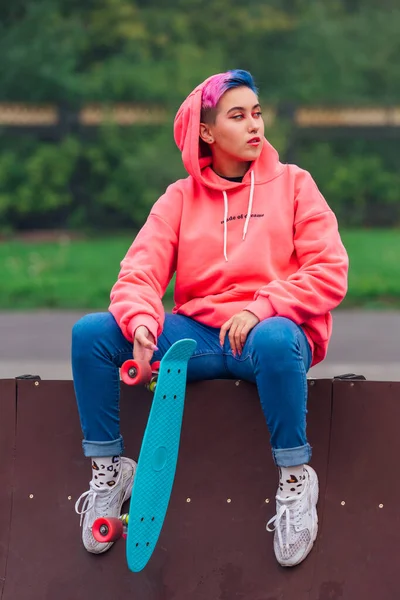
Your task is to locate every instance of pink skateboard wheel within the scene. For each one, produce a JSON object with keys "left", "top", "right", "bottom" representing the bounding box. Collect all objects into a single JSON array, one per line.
[
  {"left": 121, "top": 359, "right": 153, "bottom": 385},
  {"left": 92, "top": 517, "right": 123, "bottom": 543}
]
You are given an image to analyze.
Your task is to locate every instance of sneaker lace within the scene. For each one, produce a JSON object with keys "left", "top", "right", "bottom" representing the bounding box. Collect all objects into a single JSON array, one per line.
[
  {"left": 75, "top": 465, "right": 124, "bottom": 527},
  {"left": 266, "top": 497, "right": 302, "bottom": 552}
]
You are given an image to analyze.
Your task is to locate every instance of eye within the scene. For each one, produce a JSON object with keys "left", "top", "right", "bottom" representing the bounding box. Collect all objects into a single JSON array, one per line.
[
  {"left": 231, "top": 114, "right": 244, "bottom": 120},
  {"left": 253, "top": 111, "right": 263, "bottom": 118}
]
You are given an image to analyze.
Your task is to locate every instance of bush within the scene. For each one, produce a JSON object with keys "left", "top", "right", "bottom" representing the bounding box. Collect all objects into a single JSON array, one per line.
[
  {"left": 298, "top": 142, "right": 400, "bottom": 227},
  {"left": 0, "top": 137, "right": 80, "bottom": 232},
  {"left": 0, "top": 125, "right": 399, "bottom": 232},
  {"left": 0, "top": 122, "right": 186, "bottom": 232},
  {"left": 72, "top": 122, "right": 185, "bottom": 230}
]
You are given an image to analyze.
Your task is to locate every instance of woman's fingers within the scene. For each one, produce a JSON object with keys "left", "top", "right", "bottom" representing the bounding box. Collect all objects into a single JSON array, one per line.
[
  {"left": 231, "top": 323, "right": 248, "bottom": 355},
  {"left": 134, "top": 326, "right": 158, "bottom": 361},
  {"left": 219, "top": 317, "right": 233, "bottom": 347},
  {"left": 225, "top": 312, "right": 259, "bottom": 356}
]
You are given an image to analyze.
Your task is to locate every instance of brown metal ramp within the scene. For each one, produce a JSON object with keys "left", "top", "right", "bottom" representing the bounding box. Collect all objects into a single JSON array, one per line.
[
  {"left": 313, "top": 379, "right": 399, "bottom": 600},
  {"left": 0, "top": 380, "right": 16, "bottom": 600},
  {"left": 0, "top": 377, "right": 396, "bottom": 599}
]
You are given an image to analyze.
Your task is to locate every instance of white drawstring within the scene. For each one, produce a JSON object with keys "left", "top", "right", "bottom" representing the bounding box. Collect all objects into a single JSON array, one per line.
[
  {"left": 222, "top": 190, "right": 229, "bottom": 262},
  {"left": 222, "top": 170, "right": 255, "bottom": 262},
  {"left": 243, "top": 170, "right": 255, "bottom": 240}
]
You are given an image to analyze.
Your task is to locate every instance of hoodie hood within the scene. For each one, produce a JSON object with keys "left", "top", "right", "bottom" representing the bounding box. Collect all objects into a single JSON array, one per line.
[{"left": 173, "top": 74, "right": 284, "bottom": 192}]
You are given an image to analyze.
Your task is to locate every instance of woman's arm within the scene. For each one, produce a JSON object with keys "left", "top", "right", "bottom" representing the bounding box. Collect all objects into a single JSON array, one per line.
[
  {"left": 245, "top": 169, "right": 349, "bottom": 324},
  {"left": 109, "top": 185, "right": 183, "bottom": 342}
]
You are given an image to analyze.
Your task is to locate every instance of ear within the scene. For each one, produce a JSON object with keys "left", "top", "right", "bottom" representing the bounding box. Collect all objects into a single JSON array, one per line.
[{"left": 199, "top": 122, "right": 214, "bottom": 145}]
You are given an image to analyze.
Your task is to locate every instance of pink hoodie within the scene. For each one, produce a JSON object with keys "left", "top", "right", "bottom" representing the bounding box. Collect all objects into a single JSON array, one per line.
[{"left": 109, "top": 78, "right": 348, "bottom": 366}]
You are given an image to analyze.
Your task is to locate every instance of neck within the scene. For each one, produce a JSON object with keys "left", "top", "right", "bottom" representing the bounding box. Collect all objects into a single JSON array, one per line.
[{"left": 211, "top": 154, "right": 251, "bottom": 178}]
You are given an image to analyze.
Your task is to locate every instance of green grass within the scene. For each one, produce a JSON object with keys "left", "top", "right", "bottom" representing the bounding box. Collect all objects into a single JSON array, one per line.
[
  {"left": 0, "top": 229, "right": 399, "bottom": 310},
  {"left": 341, "top": 229, "right": 400, "bottom": 308},
  {"left": 0, "top": 236, "right": 139, "bottom": 310}
]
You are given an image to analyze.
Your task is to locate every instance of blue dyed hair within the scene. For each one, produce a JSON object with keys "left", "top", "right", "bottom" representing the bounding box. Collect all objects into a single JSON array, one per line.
[{"left": 201, "top": 70, "right": 258, "bottom": 123}]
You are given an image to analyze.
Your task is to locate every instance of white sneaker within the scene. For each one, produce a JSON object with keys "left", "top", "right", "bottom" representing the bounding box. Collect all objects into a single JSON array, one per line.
[
  {"left": 75, "top": 456, "right": 137, "bottom": 554},
  {"left": 266, "top": 464, "right": 319, "bottom": 567}
]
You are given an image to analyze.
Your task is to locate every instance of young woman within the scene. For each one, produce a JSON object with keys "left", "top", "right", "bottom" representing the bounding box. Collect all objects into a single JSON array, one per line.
[{"left": 73, "top": 70, "right": 348, "bottom": 567}]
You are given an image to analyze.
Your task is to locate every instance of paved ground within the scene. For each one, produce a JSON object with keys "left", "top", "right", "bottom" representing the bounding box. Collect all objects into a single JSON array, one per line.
[{"left": 0, "top": 309, "right": 399, "bottom": 381}]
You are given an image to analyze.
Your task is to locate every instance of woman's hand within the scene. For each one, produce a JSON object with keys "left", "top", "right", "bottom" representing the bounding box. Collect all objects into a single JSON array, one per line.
[
  {"left": 219, "top": 310, "right": 260, "bottom": 357},
  {"left": 133, "top": 325, "right": 158, "bottom": 363}
]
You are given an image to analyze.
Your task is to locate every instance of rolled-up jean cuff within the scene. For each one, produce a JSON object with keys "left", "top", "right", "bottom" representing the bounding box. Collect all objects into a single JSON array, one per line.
[
  {"left": 82, "top": 435, "right": 124, "bottom": 458},
  {"left": 272, "top": 443, "right": 312, "bottom": 467}
]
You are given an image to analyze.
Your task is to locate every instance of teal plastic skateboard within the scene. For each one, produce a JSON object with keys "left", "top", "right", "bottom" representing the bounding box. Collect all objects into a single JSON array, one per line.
[{"left": 92, "top": 338, "right": 197, "bottom": 572}]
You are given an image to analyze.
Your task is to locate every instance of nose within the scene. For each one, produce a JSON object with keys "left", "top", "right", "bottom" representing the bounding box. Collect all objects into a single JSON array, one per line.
[{"left": 248, "top": 116, "right": 259, "bottom": 133}]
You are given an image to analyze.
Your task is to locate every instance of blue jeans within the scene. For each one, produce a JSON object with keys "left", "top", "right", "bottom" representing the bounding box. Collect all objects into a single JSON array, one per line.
[{"left": 71, "top": 312, "right": 312, "bottom": 467}]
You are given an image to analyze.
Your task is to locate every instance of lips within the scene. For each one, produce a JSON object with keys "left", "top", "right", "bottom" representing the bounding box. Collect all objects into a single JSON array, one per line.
[{"left": 247, "top": 137, "right": 261, "bottom": 145}]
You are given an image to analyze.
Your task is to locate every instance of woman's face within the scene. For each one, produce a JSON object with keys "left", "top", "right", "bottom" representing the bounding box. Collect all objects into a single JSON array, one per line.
[{"left": 200, "top": 86, "right": 265, "bottom": 167}]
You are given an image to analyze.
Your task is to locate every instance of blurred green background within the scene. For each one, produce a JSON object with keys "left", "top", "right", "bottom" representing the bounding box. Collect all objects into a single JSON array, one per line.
[{"left": 0, "top": 1, "right": 399, "bottom": 309}]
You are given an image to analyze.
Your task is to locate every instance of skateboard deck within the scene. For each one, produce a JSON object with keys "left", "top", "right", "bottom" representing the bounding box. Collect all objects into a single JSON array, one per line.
[{"left": 126, "top": 338, "right": 197, "bottom": 572}]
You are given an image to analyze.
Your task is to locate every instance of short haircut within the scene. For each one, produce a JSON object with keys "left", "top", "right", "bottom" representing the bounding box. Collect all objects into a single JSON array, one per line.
[{"left": 200, "top": 70, "right": 258, "bottom": 124}]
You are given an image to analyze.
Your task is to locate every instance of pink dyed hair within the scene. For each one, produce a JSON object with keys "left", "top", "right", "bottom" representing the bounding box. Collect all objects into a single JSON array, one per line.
[{"left": 201, "top": 70, "right": 258, "bottom": 123}]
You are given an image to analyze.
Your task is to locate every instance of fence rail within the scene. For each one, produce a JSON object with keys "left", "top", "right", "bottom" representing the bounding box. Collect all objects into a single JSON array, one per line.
[{"left": 0, "top": 103, "right": 399, "bottom": 129}]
